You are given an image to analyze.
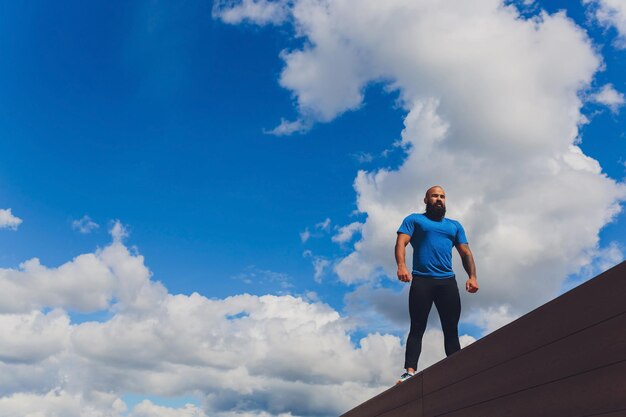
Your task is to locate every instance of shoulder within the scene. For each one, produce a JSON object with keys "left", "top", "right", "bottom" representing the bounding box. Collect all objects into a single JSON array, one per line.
[
  {"left": 445, "top": 218, "right": 464, "bottom": 229},
  {"left": 398, "top": 213, "right": 423, "bottom": 234},
  {"left": 403, "top": 213, "right": 422, "bottom": 222}
]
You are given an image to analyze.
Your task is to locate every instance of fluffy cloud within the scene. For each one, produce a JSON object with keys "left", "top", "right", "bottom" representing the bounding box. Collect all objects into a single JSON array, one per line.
[
  {"left": 72, "top": 215, "right": 100, "bottom": 234},
  {"left": 0, "top": 233, "right": 164, "bottom": 314},
  {"left": 302, "top": 250, "right": 330, "bottom": 283},
  {"left": 299, "top": 228, "right": 311, "bottom": 243},
  {"left": 231, "top": 266, "right": 294, "bottom": 290},
  {"left": 589, "top": 83, "right": 625, "bottom": 113},
  {"left": 0, "top": 391, "right": 205, "bottom": 417},
  {"left": 266, "top": 118, "right": 311, "bottom": 136},
  {"left": 331, "top": 222, "right": 363, "bottom": 244},
  {"left": 350, "top": 152, "right": 374, "bottom": 164},
  {"left": 130, "top": 401, "right": 208, "bottom": 417},
  {"left": 584, "top": 0, "right": 626, "bottom": 48},
  {"left": 212, "top": 0, "right": 290, "bottom": 26},
  {"left": 0, "top": 310, "right": 69, "bottom": 365},
  {"left": 0, "top": 390, "right": 127, "bottom": 417},
  {"left": 109, "top": 220, "right": 129, "bottom": 242},
  {"left": 299, "top": 218, "right": 332, "bottom": 243},
  {"left": 316, "top": 218, "right": 331, "bottom": 232},
  {"left": 0, "top": 208, "right": 22, "bottom": 230},
  {"left": 217, "top": 0, "right": 626, "bottom": 334},
  {"left": 561, "top": 240, "right": 624, "bottom": 292},
  {"left": 1, "top": 233, "right": 463, "bottom": 417},
  {"left": 311, "top": 257, "right": 330, "bottom": 283}
]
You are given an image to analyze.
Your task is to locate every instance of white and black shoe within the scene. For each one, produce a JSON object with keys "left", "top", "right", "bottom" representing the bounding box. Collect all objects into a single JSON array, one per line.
[{"left": 396, "top": 371, "right": 415, "bottom": 385}]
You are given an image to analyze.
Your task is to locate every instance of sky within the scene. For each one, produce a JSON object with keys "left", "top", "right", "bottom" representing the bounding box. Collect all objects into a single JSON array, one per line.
[{"left": 0, "top": 0, "right": 625, "bottom": 416}]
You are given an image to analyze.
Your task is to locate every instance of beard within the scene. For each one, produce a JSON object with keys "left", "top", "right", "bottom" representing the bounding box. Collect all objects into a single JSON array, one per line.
[{"left": 425, "top": 201, "right": 446, "bottom": 220}]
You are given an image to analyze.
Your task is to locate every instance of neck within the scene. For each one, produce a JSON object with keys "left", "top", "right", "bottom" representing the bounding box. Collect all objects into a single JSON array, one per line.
[
  {"left": 425, "top": 213, "right": 444, "bottom": 221},
  {"left": 425, "top": 209, "right": 445, "bottom": 221}
]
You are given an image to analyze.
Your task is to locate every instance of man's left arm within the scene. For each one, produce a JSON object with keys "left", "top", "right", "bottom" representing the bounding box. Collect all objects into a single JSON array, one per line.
[{"left": 455, "top": 243, "right": 478, "bottom": 293}]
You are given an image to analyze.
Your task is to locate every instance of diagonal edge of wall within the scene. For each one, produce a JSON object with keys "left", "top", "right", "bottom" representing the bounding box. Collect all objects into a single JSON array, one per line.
[{"left": 340, "top": 261, "right": 626, "bottom": 417}]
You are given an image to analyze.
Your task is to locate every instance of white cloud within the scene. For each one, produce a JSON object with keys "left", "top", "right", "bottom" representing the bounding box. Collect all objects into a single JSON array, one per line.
[
  {"left": 561, "top": 240, "right": 624, "bottom": 292},
  {"left": 0, "top": 390, "right": 127, "bottom": 417},
  {"left": 231, "top": 266, "right": 294, "bottom": 290},
  {"left": 0, "top": 310, "right": 69, "bottom": 365},
  {"left": 351, "top": 152, "right": 374, "bottom": 164},
  {"left": 109, "top": 220, "right": 129, "bottom": 243},
  {"left": 300, "top": 218, "right": 331, "bottom": 243},
  {"left": 299, "top": 228, "right": 311, "bottom": 243},
  {"left": 0, "top": 226, "right": 164, "bottom": 314},
  {"left": 584, "top": 0, "right": 626, "bottom": 48},
  {"left": 302, "top": 251, "right": 329, "bottom": 283},
  {"left": 266, "top": 118, "right": 310, "bottom": 136},
  {"left": 130, "top": 400, "right": 208, "bottom": 417},
  {"left": 0, "top": 208, "right": 22, "bottom": 231},
  {"left": 589, "top": 83, "right": 625, "bottom": 113},
  {"left": 315, "top": 218, "right": 331, "bottom": 232},
  {"left": 72, "top": 215, "right": 100, "bottom": 234},
  {"left": 331, "top": 222, "right": 363, "bottom": 244},
  {"left": 216, "top": 412, "right": 296, "bottom": 417},
  {"left": 342, "top": 285, "right": 408, "bottom": 335},
  {"left": 213, "top": 0, "right": 291, "bottom": 26},
  {"left": 312, "top": 257, "right": 330, "bottom": 283},
  {"left": 0, "top": 391, "right": 210, "bottom": 417},
  {"left": 218, "top": 0, "right": 626, "bottom": 333},
  {"left": 465, "top": 305, "right": 521, "bottom": 334},
  {"left": 417, "top": 330, "right": 476, "bottom": 370},
  {"left": 0, "top": 237, "right": 452, "bottom": 417}
]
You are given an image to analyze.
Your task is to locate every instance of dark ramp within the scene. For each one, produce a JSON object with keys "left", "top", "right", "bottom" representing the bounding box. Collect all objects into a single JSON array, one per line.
[{"left": 341, "top": 261, "right": 626, "bottom": 417}]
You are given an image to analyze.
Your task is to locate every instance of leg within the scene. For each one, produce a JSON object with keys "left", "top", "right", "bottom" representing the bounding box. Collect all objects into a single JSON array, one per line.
[
  {"left": 433, "top": 277, "right": 461, "bottom": 356},
  {"left": 404, "top": 277, "right": 435, "bottom": 370}
]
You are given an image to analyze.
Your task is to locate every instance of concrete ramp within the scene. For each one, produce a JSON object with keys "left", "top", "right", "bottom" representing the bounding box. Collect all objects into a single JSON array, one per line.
[{"left": 341, "top": 261, "right": 626, "bottom": 417}]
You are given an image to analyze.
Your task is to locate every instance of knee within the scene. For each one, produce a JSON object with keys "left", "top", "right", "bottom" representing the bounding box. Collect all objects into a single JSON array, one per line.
[
  {"left": 441, "top": 325, "right": 459, "bottom": 338},
  {"left": 408, "top": 325, "right": 427, "bottom": 338}
]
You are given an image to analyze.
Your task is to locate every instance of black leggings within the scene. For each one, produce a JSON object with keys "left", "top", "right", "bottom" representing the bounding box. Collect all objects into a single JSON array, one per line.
[{"left": 404, "top": 275, "right": 461, "bottom": 370}]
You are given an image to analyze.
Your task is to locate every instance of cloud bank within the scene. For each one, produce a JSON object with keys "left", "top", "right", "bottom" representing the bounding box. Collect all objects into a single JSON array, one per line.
[{"left": 2, "top": 229, "right": 463, "bottom": 416}]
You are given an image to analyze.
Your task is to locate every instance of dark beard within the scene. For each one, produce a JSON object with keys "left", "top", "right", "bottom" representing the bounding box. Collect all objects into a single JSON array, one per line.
[{"left": 425, "top": 202, "right": 446, "bottom": 220}]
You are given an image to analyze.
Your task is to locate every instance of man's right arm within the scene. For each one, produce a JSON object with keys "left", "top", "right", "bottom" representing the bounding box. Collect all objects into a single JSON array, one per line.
[{"left": 395, "top": 233, "right": 412, "bottom": 282}]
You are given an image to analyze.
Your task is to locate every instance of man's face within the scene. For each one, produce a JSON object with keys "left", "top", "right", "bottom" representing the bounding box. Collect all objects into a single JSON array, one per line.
[
  {"left": 425, "top": 188, "right": 446, "bottom": 209},
  {"left": 424, "top": 187, "right": 446, "bottom": 218}
]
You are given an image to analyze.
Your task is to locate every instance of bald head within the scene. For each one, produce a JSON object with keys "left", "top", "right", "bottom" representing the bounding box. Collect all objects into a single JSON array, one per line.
[{"left": 425, "top": 185, "right": 445, "bottom": 199}]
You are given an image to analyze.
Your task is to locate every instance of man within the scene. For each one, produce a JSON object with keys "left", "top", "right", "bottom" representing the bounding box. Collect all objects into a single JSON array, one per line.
[{"left": 395, "top": 185, "right": 478, "bottom": 384}]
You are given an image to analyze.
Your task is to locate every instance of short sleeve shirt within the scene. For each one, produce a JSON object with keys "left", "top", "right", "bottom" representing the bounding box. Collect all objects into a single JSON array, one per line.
[{"left": 397, "top": 213, "right": 468, "bottom": 278}]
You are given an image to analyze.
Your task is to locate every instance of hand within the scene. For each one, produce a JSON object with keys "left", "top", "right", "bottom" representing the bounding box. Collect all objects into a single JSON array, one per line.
[
  {"left": 466, "top": 277, "right": 479, "bottom": 293},
  {"left": 397, "top": 265, "right": 412, "bottom": 282}
]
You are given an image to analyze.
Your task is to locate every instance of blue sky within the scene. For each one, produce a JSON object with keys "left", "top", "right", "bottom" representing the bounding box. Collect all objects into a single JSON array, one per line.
[
  {"left": 1, "top": 1, "right": 625, "bottom": 416},
  {"left": 0, "top": 0, "right": 421, "bottom": 319},
  {"left": 0, "top": 0, "right": 403, "bottom": 299}
]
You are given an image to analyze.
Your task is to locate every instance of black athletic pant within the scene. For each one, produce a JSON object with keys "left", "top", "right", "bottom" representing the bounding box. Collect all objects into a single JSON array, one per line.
[{"left": 404, "top": 275, "right": 461, "bottom": 370}]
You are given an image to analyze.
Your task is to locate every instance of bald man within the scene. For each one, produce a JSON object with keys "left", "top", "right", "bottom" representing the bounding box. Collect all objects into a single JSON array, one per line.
[{"left": 395, "top": 186, "right": 478, "bottom": 384}]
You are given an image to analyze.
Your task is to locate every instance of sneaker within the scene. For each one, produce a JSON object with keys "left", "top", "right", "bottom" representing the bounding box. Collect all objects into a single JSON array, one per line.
[{"left": 396, "top": 371, "right": 415, "bottom": 385}]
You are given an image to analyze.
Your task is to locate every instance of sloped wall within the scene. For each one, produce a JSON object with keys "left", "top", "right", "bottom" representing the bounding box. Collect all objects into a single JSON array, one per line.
[{"left": 341, "top": 261, "right": 626, "bottom": 417}]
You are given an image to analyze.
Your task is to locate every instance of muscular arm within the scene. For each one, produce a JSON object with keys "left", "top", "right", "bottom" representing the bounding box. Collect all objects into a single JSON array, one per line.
[
  {"left": 455, "top": 243, "right": 478, "bottom": 293},
  {"left": 395, "top": 233, "right": 412, "bottom": 282}
]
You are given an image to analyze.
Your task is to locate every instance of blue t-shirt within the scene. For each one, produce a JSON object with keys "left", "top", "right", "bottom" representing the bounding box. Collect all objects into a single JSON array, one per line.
[{"left": 397, "top": 213, "right": 468, "bottom": 278}]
